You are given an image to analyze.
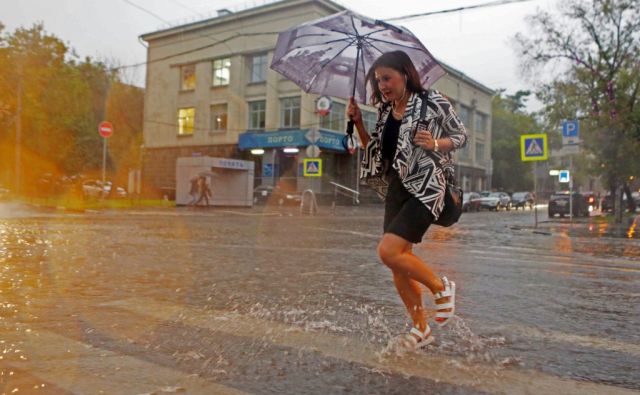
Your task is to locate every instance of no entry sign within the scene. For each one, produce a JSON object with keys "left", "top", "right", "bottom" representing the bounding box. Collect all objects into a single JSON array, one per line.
[{"left": 99, "top": 121, "right": 113, "bottom": 138}]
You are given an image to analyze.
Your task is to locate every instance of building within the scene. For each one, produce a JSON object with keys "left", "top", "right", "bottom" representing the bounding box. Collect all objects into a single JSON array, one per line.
[{"left": 140, "top": 0, "right": 493, "bottom": 199}]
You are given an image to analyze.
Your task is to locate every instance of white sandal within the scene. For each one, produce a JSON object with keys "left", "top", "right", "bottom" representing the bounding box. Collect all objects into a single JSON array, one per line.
[
  {"left": 433, "top": 276, "right": 456, "bottom": 327},
  {"left": 403, "top": 325, "right": 434, "bottom": 349}
]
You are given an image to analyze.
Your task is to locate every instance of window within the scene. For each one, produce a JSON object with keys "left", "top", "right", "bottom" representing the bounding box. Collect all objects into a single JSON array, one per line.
[
  {"left": 249, "top": 53, "right": 268, "bottom": 83},
  {"left": 363, "top": 110, "right": 377, "bottom": 134},
  {"left": 459, "top": 104, "right": 471, "bottom": 127},
  {"left": 458, "top": 142, "right": 470, "bottom": 160},
  {"left": 210, "top": 104, "right": 227, "bottom": 132},
  {"left": 248, "top": 100, "right": 266, "bottom": 130},
  {"left": 319, "top": 102, "right": 346, "bottom": 131},
  {"left": 178, "top": 108, "right": 195, "bottom": 135},
  {"left": 180, "top": 64, "right": 196, "bottom": 91},
  {"left": 475, "top": 142, "right": 485, "bottom": 161},
  {"left": 212, "top": 58, "right": 231, "bottom": 87},
  {"left": 475, "top": 112, "right": 488, "bottom": 134},
  {"left": 280, "top": 97, "right": 300, "bottom": 128}
]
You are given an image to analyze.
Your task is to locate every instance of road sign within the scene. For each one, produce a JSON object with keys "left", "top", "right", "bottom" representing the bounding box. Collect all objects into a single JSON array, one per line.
[
  {"left": 303, "top": 158, "right": 322, "bottom": 177},
  {"left": 306, "top": 144, "right": 320, "bottom": 158},
  {"left": 562, "top": 120, "right": 579, "bottom": 145},
  {"left": 520, "top": 134, "right": 548, "bottom": 161},
  {"left": 99, "top": 121, "right": 113, "bottom": 138},
  {"left": 305, "top": 129, "right": 320, "bottom": 144},
  {"left": 559, "top": 170, "right": 570, "bottom": 183},
  {"left": 560, "top": 144, "right": 581, "bottom": 155},
  {"left": 315, "top": 96, "right": 332, "bottom": 116}
]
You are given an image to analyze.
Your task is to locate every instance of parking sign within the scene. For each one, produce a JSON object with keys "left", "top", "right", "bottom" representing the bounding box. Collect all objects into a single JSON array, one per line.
[{"left": 562, "top": 120, "right": 579, "bottom": 145}]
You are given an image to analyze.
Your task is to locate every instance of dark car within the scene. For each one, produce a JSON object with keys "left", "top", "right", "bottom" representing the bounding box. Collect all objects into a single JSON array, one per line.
[
  {"left": 462, "top": 192, "right": 482, "bottom": 212},
  {"left": 253, "top": 185, "right": 302, "bottom": 206},
  {"left": 511, "top": 192, "right": 535, "bottom": 210},
  {"left": 548, "top": 192, "right": 589, "bottom": 218}
]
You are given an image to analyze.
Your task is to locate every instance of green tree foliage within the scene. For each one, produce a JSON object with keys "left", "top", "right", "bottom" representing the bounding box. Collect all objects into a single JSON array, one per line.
[
  {"left": 515, "top": 0, "right": 640, "bottom": 211},
  {"left": 0, "top": 23, "right": 143, "bottom": 193},
  {"left": 491, "top": 90, "right": 540, "bottom": 192}
]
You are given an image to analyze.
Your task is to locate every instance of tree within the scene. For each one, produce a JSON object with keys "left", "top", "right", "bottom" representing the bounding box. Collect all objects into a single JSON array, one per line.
[
  {"left": 515, "top": 0, "right": 640, "bottom": 217},
  {"left": 491, "top": 90, "right": 541, "bottom": 192},
  {"left": 0, "top": 23, "right": 143, "bottom": 195}
]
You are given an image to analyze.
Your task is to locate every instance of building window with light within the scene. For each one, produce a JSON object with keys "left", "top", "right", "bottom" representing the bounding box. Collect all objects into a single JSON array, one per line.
[
  {"left": 210, "top": 104, "right": 227, "bottom": 132},
  {"left": 319, "top": 102, "right": 345, "bottom": 131},
  {"left": 212, "top": 58, "right": 231, "bottom": 87},
  {"left": 249, "top": 53, "right": 268, "bottom": 83},
  {"left": 248, "top": 100, "right": 266, "bottom": 130},
  {"left": 180, "top": 64, "right": 196, "bottom": 91},
  {"left": 280, "top": 97, "right": 300, "bottom": 129},
  {"left": 178, "top": 108, "right": 195, "bottom": 135}
]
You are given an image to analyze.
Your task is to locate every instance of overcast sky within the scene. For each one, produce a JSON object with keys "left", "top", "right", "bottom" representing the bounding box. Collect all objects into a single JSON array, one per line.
[{"left": 1, "top": 0, "right": 559, "bottom": 111}]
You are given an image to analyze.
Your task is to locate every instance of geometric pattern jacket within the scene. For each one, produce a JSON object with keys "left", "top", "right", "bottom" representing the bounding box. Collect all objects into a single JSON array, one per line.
[{"left": 360, "top": 90, "right": 468, "bottom": 221}]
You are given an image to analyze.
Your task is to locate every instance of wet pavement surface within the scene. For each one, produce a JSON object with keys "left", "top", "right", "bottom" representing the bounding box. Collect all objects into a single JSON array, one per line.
[{"left": 0, "top": 202, "right": 639, "bottom": 394}]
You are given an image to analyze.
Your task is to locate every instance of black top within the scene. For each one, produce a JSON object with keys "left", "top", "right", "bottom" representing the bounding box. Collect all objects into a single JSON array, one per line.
[{"left": 381, "top": 114, "right": 402, "bottom": 162}]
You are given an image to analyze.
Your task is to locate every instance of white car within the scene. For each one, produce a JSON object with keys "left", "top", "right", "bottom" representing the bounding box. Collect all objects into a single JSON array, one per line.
[{"left": 479, "top": 192, "right": 512, "bottom": 211}]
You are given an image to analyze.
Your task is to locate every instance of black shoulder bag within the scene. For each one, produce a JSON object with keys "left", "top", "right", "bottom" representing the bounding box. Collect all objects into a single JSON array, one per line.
[{"left": 418, "top": 91, "right": 464, "bottom": 227}]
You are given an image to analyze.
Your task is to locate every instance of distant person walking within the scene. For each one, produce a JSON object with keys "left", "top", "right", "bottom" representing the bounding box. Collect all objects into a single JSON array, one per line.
[
  {"left": 194, "top": 176, "right": 212, "bottom": 206},
  {"left": 347, "top": 51, "right": 468, "bottom": 349},
  {"left": 187, "top": 177, "right": 199, "bottom": 206}
]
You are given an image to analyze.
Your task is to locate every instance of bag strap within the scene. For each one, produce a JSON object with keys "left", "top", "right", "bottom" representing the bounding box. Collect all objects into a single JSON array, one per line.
[{"left": 419, "top": 90, "right": 430, "bottom": 121}]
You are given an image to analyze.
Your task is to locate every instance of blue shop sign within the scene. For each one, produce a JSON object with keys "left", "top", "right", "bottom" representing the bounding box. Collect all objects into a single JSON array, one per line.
[
  {"left": 239, "top": 129, "right": 345, "bottom": 152},
  {"left": 239, "top": 130, "right": 307, "bottom": 150}
]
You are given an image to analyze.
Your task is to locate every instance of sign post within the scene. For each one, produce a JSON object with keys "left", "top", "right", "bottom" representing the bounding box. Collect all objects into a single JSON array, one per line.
[
  {"left": 99, "top": 121, "right": 113, "bottom": 185},
  {"left": 521, "top": 133, "right": 549, "bottom": 228},
  {"left": 562, "top": 120, "right": 580, "bottom": 224}
]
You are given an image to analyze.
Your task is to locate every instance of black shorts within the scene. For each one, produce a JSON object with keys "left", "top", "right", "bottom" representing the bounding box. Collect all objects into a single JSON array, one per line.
[{"left": 383, "top": 170, "right": 434, "bottom": 244}]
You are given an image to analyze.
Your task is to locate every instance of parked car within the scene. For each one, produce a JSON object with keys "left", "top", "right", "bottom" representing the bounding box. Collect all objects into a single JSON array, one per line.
[
  {"left": 511, "top": 192, "right": 534, "bottom": 210},
  {"left": 548, "top": 192, "right": 589, "bottom": 218},
  {"left": 480, "top": 192, "right": 511, "bottom": 211},
  {"left": 601, "top": 193, "right": 625, "bottom": 212},
  {"left": 82, "top": 180, "right": 126, "bottom": 199},
  {"left": 462, "top": 192, "right": 482, "bottom": 212},
  {"left": 253, "top": 185, "right": 302, "bottom": 206}
]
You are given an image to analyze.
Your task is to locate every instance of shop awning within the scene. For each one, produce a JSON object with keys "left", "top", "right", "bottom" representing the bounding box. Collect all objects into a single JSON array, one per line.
[{"left": 238, "top": 129, "right": 346, "bottom": 152}]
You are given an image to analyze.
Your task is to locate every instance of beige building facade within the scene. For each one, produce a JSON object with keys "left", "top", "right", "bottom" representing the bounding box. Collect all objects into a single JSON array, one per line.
[{"left": 140, "top": 0, "right": 493, "bottom": 199}]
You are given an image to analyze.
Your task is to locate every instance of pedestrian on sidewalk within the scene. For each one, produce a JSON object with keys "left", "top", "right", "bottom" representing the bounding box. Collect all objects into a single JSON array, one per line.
[
  {"left": 194, "top": 176, "right": 212, "bottom": 207},
  {"left": 347, "top": 51, "right": 468, "bottom": 349}
]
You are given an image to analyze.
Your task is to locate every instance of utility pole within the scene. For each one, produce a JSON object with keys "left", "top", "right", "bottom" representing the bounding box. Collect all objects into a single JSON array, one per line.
[{"left": 15, "top": 62, "right": 23, "bottom": 195}]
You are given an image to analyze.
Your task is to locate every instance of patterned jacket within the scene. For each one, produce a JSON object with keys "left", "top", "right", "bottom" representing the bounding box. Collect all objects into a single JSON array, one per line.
[{"left": 360, "top": 90, "right": 468, "bottom": 220}]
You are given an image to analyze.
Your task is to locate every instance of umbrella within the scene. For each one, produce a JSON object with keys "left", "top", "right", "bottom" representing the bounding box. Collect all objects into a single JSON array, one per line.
[{"left": 270, "top": 10, "right": 445, "bottom": 153}]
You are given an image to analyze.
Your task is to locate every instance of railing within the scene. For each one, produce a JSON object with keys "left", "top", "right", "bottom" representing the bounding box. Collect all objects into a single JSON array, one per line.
[
  {"left": 300, "top": 189, "right": 318, "bottom": 216},
  {"left": 330, "top": 181, "right": 360, "bottom": 213}
]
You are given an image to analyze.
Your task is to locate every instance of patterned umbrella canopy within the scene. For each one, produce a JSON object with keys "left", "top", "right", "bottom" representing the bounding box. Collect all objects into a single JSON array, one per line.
[{"left": 270, "top": 10, "right": 445, "bottom": 105}]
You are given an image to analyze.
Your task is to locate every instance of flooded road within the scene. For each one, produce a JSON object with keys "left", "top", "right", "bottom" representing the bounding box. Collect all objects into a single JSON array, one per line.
[{"left": 1, "top": 202, "right": 638, "bottom": 394}]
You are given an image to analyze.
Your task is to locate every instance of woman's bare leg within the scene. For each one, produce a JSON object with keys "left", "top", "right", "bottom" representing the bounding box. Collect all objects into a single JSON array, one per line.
[
  {"left": 378, "top": 233, "right": 452, "bottom": 318},
  {"left": 392, "top": 270, "right": 428, "bottom": 331}
]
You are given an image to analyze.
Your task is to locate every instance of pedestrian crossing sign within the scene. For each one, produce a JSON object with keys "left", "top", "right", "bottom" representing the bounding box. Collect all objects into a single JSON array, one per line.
[
  {"left": 303, "top": 158, "right": 322, "bottom": 177},
  {"left": 520, "top": 134, "right": 548, "bottom": 162}
]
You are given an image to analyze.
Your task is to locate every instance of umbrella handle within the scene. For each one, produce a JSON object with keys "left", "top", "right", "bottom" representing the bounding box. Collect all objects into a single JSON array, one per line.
[{"left": 346, "top": 120, "right": 354, "bottom": 136}]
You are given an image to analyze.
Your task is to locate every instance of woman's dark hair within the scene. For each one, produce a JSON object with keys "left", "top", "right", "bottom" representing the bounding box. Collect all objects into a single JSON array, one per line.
[{"left": 365, "top": 50, "right": 423, "bottom": 106}]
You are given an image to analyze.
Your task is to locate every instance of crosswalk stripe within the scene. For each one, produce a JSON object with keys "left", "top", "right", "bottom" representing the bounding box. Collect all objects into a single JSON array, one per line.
[
  {"left": 102, "top": 297, "right": 638, "bottom": 395},
  {"left": 1, "top": 329, "right": 248, "bottom": 395}
]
